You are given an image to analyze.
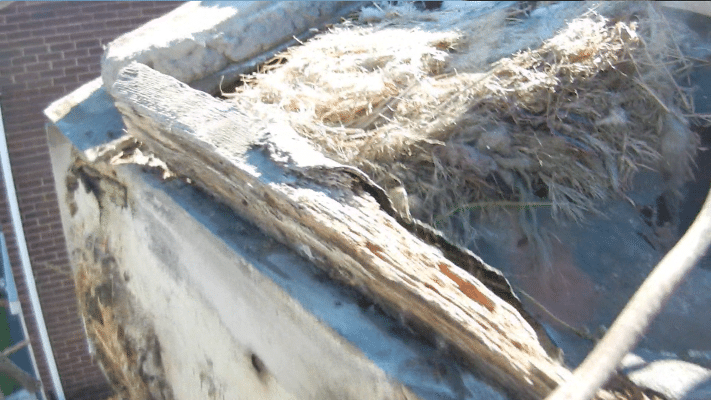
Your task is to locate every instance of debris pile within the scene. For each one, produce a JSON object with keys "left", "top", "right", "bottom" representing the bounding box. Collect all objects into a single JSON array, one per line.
[{"left": 227, "top": 2, "right": 699, "bottom": 252}]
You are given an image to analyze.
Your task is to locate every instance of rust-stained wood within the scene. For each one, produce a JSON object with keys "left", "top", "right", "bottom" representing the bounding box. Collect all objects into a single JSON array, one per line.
[{"left": 108, "top": 62, "right": 652, "bottom": 400}]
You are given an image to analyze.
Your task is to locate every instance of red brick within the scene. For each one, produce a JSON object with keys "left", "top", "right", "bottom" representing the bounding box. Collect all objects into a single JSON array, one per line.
[
  {"left": 0, "top": 23, "right": 18, "bottom": 33},
  {"left": 56, "top": 23, "right": 84, "bottom": 36},
  {"left": 33, "top": 78, "right": 53, "bottom": 90},
  {"left": 8, "top": 135, "right": 45, "bottom": 150},
  {"left": 28, "top": 237, "right": 54, "bottom": 251},
  {"left": 0, "top": 64, "right": 25, "bottom": 77},
  {"left": 30, "top": 16, "right": 75, "bottom": 28},
  {"left": 74, "top": 39, "right": 99, "bottom": 49},
  {"left": 8, "top": 9, "right": 29, "bottom": 23},
  {"left": 63, "top": 48, "right": 89, "bottom": 59},
  {"left": 50, "top": 42, "right": 75, "bottom": 53},
  {"left": 51, "top": 4, "right": 83, "bottom": 18},
  {"left": 17, "top": 20, "right": 46, "bottom": 31},
  {"left": 64, "top": 65, "right": 90, "bottom": 75},
  {"left": 51, "top": 58, "right": 76, "bottom": 69},
  {"left": 30, "top": 9, "right": 58, "bottom": 21},
  {"left": 25, "top": 61, "right": 50, "bottom": 73},
  {"left": 67, "top": 31, "right": 94, "bottom": 42},
  {"left": 76, "top": 54, "right": 98, "bottom": 65},
  {"left": 43, "top": 213, "right": 64, "bottom": 226},
  {"left": 87, "top": 46, "right": 103, "bottom": 56},
  {"left": 93, "top": 11, "right": 118, "bottom": 21},
  {"left": 24, "top": 223, "right": 50, "bottom": 237},
  {"left": 39, "top": 86, "right": 66, "bottom": 98},
  {"left": 35, "top": 200, "right": 58, "bottom": 211},
  {"left": 0, "top": 48, "right": 22, "bottom": 60},
  {"left": 15, "top": 190, "right": 46, "bottom": 203},
  {"left": 80, "top": 3, "right": 107, "bottom": 14},
  {"left": 31, "top": 26, "right": 57, "bottom": 37},
  {"left": 80, "top": 21, "right": 105, "bottom": 31},
  {"left": 119, "top": 9, "right": 141, "bottom": 19},
  {"left": 39, "top": 67, "right": 63, "bottom": 78},
  {"left": 105, "top": 2, "right": 132, "bottom": 12},
  {"left": 0, "top": 69, "right": 13, "bottom": 82},
  {"left": 22, "top": 45, "right": 48, "bottom": 56},
  {"left": 4, "top": 30, "right": 29, "bottom": 42},
  {"left": 6, "top": 98, "right": 43, "bottom": 113},
  {"left": 13, "top": 71, "right": 40, "bottom": 82},
  {"left": 6, "top": 85, "right": 42, "bottom": 98},
  {"left": 77, "top": 72, "right": 99, "bottom": 83},
  {"left": 4, "top": 109, "right": 40, "bottom": 124},
  {"left": 52, "top": 324, "right": 83, "bottom": 339},
  {"left": 12, "top": 37, "right": 45, "bottom": 48},
  {"left": 43, "top": 34, "right": 71, "bottom": 44},
  {"left": 43, "top": 303, "right": 75, "bottom": 318},
  {"left": 24, "top": 209, "right": 50, "bottom": 219},
  {"left": 13, "top": 155, "right": 48, "bottom": 170},
  {"left": 37, "top": 51, "right": 62, "bottom": 62},
  {"left": 31, "top": 252, "right": 59, "bottom": 264},
  {"left": 14, "top": 145, "right": 48, "bottom": 160},
  {"left": 40, "top": 293, "right": 77, "bottom": 309},
  {"left": 44, "top": 243, "right": 69, "bottom": 254},
  {"left": 11, "top": 54, "right": 37, "bottom": 66}
]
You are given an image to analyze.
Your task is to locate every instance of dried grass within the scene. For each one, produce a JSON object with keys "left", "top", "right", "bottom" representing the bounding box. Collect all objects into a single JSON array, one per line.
[
  {"left": 226, "top": 2, "right": 699, "bottom": 250},
  {"left": 75, "top": 263, "right": 151, "bottom": 400},
  {"left": 74, "top": 235, "right": 172, "bottom": 399}
]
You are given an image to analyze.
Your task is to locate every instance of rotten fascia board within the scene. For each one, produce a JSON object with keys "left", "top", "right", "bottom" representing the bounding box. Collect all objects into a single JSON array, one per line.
[
  {"left": 43, "top": 69, "right": 515, "bottom": 400},
  {"left": 108, "top": 62, "right": 574, "bottom": 400}
]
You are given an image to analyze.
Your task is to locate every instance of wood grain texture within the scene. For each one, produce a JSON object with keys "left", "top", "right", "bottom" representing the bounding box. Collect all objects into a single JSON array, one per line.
[{"left": 108, "top": 62, "right": 648, "bottom": 400}]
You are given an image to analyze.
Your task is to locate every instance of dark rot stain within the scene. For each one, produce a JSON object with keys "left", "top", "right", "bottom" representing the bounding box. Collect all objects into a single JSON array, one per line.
[
  {"left": 251, "top": 353, "right": 266, "bottom": 377},
  {"left": 438, "top": 263, "right": 495, "bottom": 312}
]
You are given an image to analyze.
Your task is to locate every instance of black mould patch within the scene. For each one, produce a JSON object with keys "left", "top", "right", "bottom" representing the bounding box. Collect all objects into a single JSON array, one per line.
[
  {"left": 250, "top": 352, "right": 268, "bottom": 381},
  {"left": 71, "top": 164, "right": 128, "bottom": 209},
  {"left": 77, "top": 166, "right": 104, "bottom": 200}
]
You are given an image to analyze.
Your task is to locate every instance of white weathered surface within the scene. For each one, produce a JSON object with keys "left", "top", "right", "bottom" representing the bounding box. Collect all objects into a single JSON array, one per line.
[
  {"left": 659, "top": 1, "right": 711, "bottom": 17},
  {"left": 101, "top": 1, "right": 359, "bottom": 90},
  {"left": 44, "top": 79, "right": 514, "bottom": 400},
  {"left": 623, "top": 357, "right": 711, "bottom": 400},
  {"left": 47, "top": 126, "right": 423, "bottom": 400},
  {"left": 107, "top": 62, "right": 579, "bottom": 400}
]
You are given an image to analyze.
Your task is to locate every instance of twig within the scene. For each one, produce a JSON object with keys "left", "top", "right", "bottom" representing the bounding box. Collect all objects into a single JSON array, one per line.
[
  {"left": 636, "top": 34, "right": 693, "bottom": 112},
  {"left": 546, "top": 185, "right": 711, "bottom": 400},
  {"left": 435, "top": 200, "right": 552, "bottom": 226},
  {"left": 348, "top": 80, "right": 420, "bottom": 130},
  {"left": 0, "top": 352, "right": 41, "bottom": 393},
  {"left": 515, "top": 286, "right": 596, "bottom": 342},
  {"left": 631, "top": 77, "right": 670, "bottom": 113},
  {"left": 1, "top": 339, "right": 29, "bottom": 357}
]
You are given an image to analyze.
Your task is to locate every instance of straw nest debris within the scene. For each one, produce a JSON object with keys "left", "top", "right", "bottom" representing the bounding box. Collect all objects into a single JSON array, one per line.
[{"left": 225, "top": 2, "right": 700, "bottom": 251}]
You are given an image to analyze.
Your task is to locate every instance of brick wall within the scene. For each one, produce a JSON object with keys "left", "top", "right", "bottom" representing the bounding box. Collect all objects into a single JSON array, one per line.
[{"left": 0, "top": 2, "right": 183, "bottom": 399}]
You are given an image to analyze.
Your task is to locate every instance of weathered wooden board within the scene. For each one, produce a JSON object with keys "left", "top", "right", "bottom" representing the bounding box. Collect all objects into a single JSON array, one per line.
[{"left": 108, "top": 62, "right": 644, "bottom": 400}]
